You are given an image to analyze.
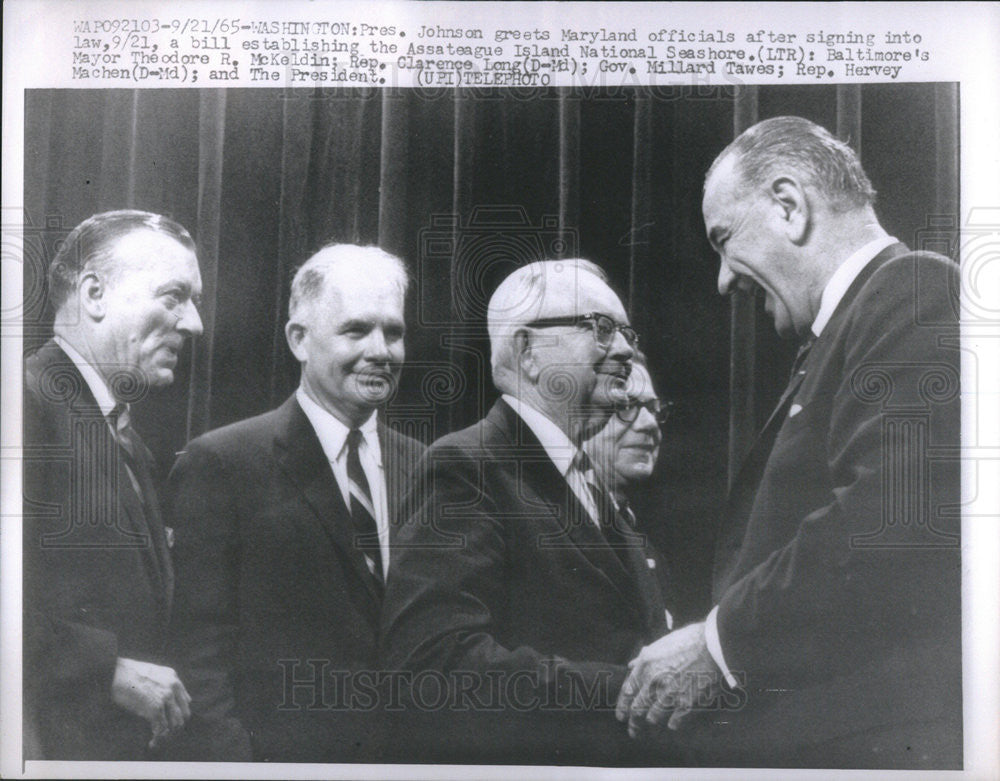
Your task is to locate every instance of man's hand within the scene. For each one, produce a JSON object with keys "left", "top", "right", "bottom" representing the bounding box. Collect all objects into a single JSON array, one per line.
[
  {"left": 616, "top": 622, "right": 721, "bottom": 737},
  {"left": 110, "top": 657, "right": 192, "bottom": 749}
]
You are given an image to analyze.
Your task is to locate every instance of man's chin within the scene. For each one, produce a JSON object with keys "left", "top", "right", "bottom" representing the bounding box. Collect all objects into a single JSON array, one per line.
[
  {"left": 623, "top": 465, "right": 654, "bottom": 483},
  {"left": 352, "top": 378, "right": 396, "bottom": 405},
  {"left": 147, "top": 368, "right": 174, "bottom": 388}
]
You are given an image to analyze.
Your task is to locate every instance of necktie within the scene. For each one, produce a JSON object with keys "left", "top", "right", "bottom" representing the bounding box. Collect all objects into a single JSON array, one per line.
[
  {"left": 572, "top": 450, "right": 611, "bottom": 525},
  {"left": 573, "top": 450, "right": 644, "bottom": 571},
  {"left": 108, "top": 404, "right": 172, "bottom": 598},
  {"left": 574, "top": 451, "right": 634, "bottom": 543},
  {"left": 790, "top": 335, "right": 816, "bottom": 380},
  {"left": 109, "top": 403, "right": 149, "bottom": 507},
  {"left": 346, "top": 429, "right": 383, "bottom": 583}
]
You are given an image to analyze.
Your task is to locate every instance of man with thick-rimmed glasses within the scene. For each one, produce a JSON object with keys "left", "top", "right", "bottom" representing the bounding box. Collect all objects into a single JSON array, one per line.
[
  {"left": 584, "top": 357, "right": 671, "bottom": 507},
  {"left": 381, "top": 259, "right": 674, "bottom": 766}
]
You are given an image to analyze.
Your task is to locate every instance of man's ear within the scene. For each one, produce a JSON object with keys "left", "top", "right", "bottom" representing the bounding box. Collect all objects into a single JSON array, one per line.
[
  {"left": 770, "top": 175, "right": 810, "bottom": 245},
  {"left": 78, "top": 271, "right": 107, "bottom": 320},
  {"left": 514, "top": 328, "right": 541, "bottom": 382},
  {"left": 285, "top": 320, "right": 307, "bottom": 361}
]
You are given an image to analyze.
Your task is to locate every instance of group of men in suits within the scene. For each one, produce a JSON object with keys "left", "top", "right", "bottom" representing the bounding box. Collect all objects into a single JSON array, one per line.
[{"left": 22, "top": 116, "right": 961, "bottom": 768}]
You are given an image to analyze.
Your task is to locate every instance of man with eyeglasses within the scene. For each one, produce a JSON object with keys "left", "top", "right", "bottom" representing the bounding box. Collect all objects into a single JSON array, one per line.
[
  {"left": 381, "top": 259, "right": 674, "bottom": 765},
  {"left": 584, "top": 358, "right": 671, "bottom": 507}
]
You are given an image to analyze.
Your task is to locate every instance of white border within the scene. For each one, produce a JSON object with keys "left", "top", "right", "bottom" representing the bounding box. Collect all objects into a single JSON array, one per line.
[{"left": 3, "top": 2, "right": 998, "bottom": 779}]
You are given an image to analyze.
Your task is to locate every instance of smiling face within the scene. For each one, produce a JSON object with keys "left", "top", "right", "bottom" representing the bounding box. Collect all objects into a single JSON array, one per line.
[
  {"left": 612, "top": 364, "right": 662, "bottom": 484},
  {"left": 702, "top": 154, "right": 814, "bottom": 339},
  {"left": 98, "top": 229, "right": 203, "bottom": 389},
  {"left": 288, "top": 269, "right": 406, "bottom": 428},
  {"left": 584, "top": 363, "right": 661, "bottom": 491},
  {"left": 527, "top": 270, "right": 634, "bottom": 437}
]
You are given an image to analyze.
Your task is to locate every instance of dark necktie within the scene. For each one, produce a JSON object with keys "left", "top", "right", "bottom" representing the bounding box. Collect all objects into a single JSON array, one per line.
[
  {"left": 109, "top": 403, "right": 150, "bottom": 508},
  {"left": 573, "top": 450, "right": 610, "bottom": 523},
  {"left": 755, "top": 334, "right": 817, "bottom": 442},
  {"left": 574, "top": 451, "right": 640, "bottom": 551},
  {"left": 108, "top": 403, "right": 172, "bottom": 598},
  {"left": 790, "top": 335, "right": 816, "bottom": 380},
  {"left": 346, "top": 429, "right": 384, "bottom": 583}
]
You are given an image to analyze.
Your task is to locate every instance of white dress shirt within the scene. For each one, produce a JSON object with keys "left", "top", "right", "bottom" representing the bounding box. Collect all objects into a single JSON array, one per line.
[
  {"left": 705, "top": 234, "right": 898, "bottom": 686},
  {"left": 53, "top": 334, "right": 149, "bottom": 504},
  {"left": 501, "top": 394, "right": 602, "bottom": 527},
  {"left": 296, "top": 388, "right": 390, "bottom": 570},
  {"left": 53, "top": 334, "right": 118, "bottom": 418}
]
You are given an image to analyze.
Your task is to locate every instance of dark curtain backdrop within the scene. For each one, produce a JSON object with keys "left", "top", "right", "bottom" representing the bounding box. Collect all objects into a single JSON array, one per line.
[{"left": 23, "top": 84, "right": 958, "bottom": 621}]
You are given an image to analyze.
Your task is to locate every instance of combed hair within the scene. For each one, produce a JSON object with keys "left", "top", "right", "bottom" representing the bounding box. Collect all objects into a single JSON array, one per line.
[
  {"left": 47, "top": 210, "right": 196, "bottom": 312},
  {"left": 486, "top": 258, "right": 609, "bottom": 387},
  {"left": 706, "top": 116, "right": 876, "bottom": 211},
  {"left": 288, "top": 244, "right": 409, "bottom": 322}
]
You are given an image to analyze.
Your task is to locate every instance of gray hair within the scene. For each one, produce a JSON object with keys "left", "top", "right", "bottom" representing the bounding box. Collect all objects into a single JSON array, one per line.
[
  {"left": 706, "top": 115, "right": 876, "bottom": 211},
  {"left": 288, "top": 244, "right": 409, "bottom": 322},
  {"left": 486, "top": 258, "right": 608, "bottom": 389},
  {"left": 48, "top": 210, "right": 196, "bottom": 312}
]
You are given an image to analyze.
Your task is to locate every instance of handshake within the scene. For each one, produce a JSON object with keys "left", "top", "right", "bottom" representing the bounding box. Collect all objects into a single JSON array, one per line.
[{"left": 615, "top": 622, "right": 729, "bottom": 738}]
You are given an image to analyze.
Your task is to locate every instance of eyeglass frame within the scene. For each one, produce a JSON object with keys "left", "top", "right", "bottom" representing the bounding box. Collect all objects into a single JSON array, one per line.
[
  {"left": 613, "top": 397, "right": 674, "bottom": 427},
  {"left": 524, "top": 312, "right": 639, "bottom": 350}
]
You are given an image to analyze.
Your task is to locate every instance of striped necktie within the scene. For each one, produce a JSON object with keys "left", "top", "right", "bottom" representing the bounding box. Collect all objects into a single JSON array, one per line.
[
  {"left": 109, "top": 403, "right": 148, "bottom": 506},
  {"left": 573, "top": 451, "right": 617, "bottom": 529},
  {"left": 574, "top": 450, "right": 645, "bottom": 555},
  {"left": 346, "top": 428, "right": 383, "bottom": 583}
]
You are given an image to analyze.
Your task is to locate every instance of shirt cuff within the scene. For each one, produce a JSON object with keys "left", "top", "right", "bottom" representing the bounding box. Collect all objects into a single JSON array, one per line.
[{"left": 705, "top": 605, "right": 739, "bottom": 688}]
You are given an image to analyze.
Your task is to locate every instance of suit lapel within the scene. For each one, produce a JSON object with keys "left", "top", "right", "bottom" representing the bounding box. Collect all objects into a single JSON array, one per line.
[
  {"left": 272, "top": 396, "right": 382, "bottom": 604},
  {"left": 715, "top": 242, "right": 913, "bottom": 594},
  {"left": 489, "top": 400, "right": 643, "bottom": 618},
  {"left": 378, "top": 420, "right": 416, "bottom": 532},
  {"left": 31, "top": 342, "right": 170, "bottom": 610},
  {"left": 125, "top": 433, "right": 173, "bottom": 612}
]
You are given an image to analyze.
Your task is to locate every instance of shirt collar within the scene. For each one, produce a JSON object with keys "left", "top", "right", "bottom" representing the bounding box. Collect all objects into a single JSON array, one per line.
[
  {"left": 52, "top": 334, "right": 119, "bottom": 417},
  {"left": 501, "top": 394, "right": 578, "bottom": 477},
  {"left": 295, "top": 386, "right": 380, "bottom": 464},
  {"left": 811, "top": 235, "right": 897, "bottom": 338}
]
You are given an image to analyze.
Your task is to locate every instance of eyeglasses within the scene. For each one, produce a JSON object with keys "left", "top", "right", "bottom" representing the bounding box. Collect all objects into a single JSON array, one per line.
[
  {"left": 526, "top": 312, "right": 639, "bottom": 350},
  {"left": 614, "top": 398, "right": 674, "bottom": 426}
]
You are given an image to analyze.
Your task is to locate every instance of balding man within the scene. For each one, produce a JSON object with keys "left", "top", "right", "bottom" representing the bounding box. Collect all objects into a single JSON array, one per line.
[
  {"left": 381, "top": 259, "right": 672, "bottom": 765},
  {"left": 166, "top": 244, "right": 425, "bottom": 761},
  {"left": 618, "top": 116, "right": 961, "bottom": 768},
  {"left": 23, "top": 210, "right": 203, "bottom": 759}
]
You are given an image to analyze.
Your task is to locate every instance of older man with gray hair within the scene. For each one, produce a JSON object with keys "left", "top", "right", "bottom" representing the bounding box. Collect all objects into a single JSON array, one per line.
[
  {"left": 166, "top": 244, "right": 425, "bottom": 762},
  {"left": 381, "top": 259, "right": 673, "bottom": 765},
  {"left": 618, "top": 116, "right": 961, "bottom": 769},
  {"left": 24, "top": 209, "right": 202, "bottom": 759}
]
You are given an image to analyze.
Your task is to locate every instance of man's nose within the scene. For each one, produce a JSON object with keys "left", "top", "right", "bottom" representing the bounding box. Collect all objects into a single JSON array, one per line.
[
  {"left": 632, "top": 405, "right": 660, "bottom": 437},
  {"left": 177, "top": 301, "right": 203, "bottom": 337},
  {"left": 607, "top": 327, "right": 634, "bottom": 363},
  {"left": 363, "top": 328, "right": 391, "bottom": 360},
  {"left": 717, "top": 261, "right": 737, "bottom": 296}
]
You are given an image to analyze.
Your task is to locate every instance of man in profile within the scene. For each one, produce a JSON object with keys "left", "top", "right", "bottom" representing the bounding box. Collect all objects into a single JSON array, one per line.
[
  {"left": 381, "top": 259, "right": 672, "bottom": 765},
  {"left": 167, "top": 244, "right": 425, "bottom": 762},
  {"left": 618, "top": 116, "right": 961, "bottom": 769},
  {"left": 23, "top": 210, "right": 203, "bottom": 759}
]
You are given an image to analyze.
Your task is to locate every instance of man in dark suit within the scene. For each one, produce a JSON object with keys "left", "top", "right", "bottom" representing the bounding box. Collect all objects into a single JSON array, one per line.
[
  {"left": 618, "top": 116, "right": 961, "bottom": 769},
  {"left": 166, "top": 244, "right": 425, "bottom": 762},
  {"left": 584, "top": 358, "right": 676, "bottom": 624},
  {"left": 23, "top": 210, "right": 203, "bottom": 759},
  {"left": 381, "top": 259, "right": 672, "bottom": 765}
]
